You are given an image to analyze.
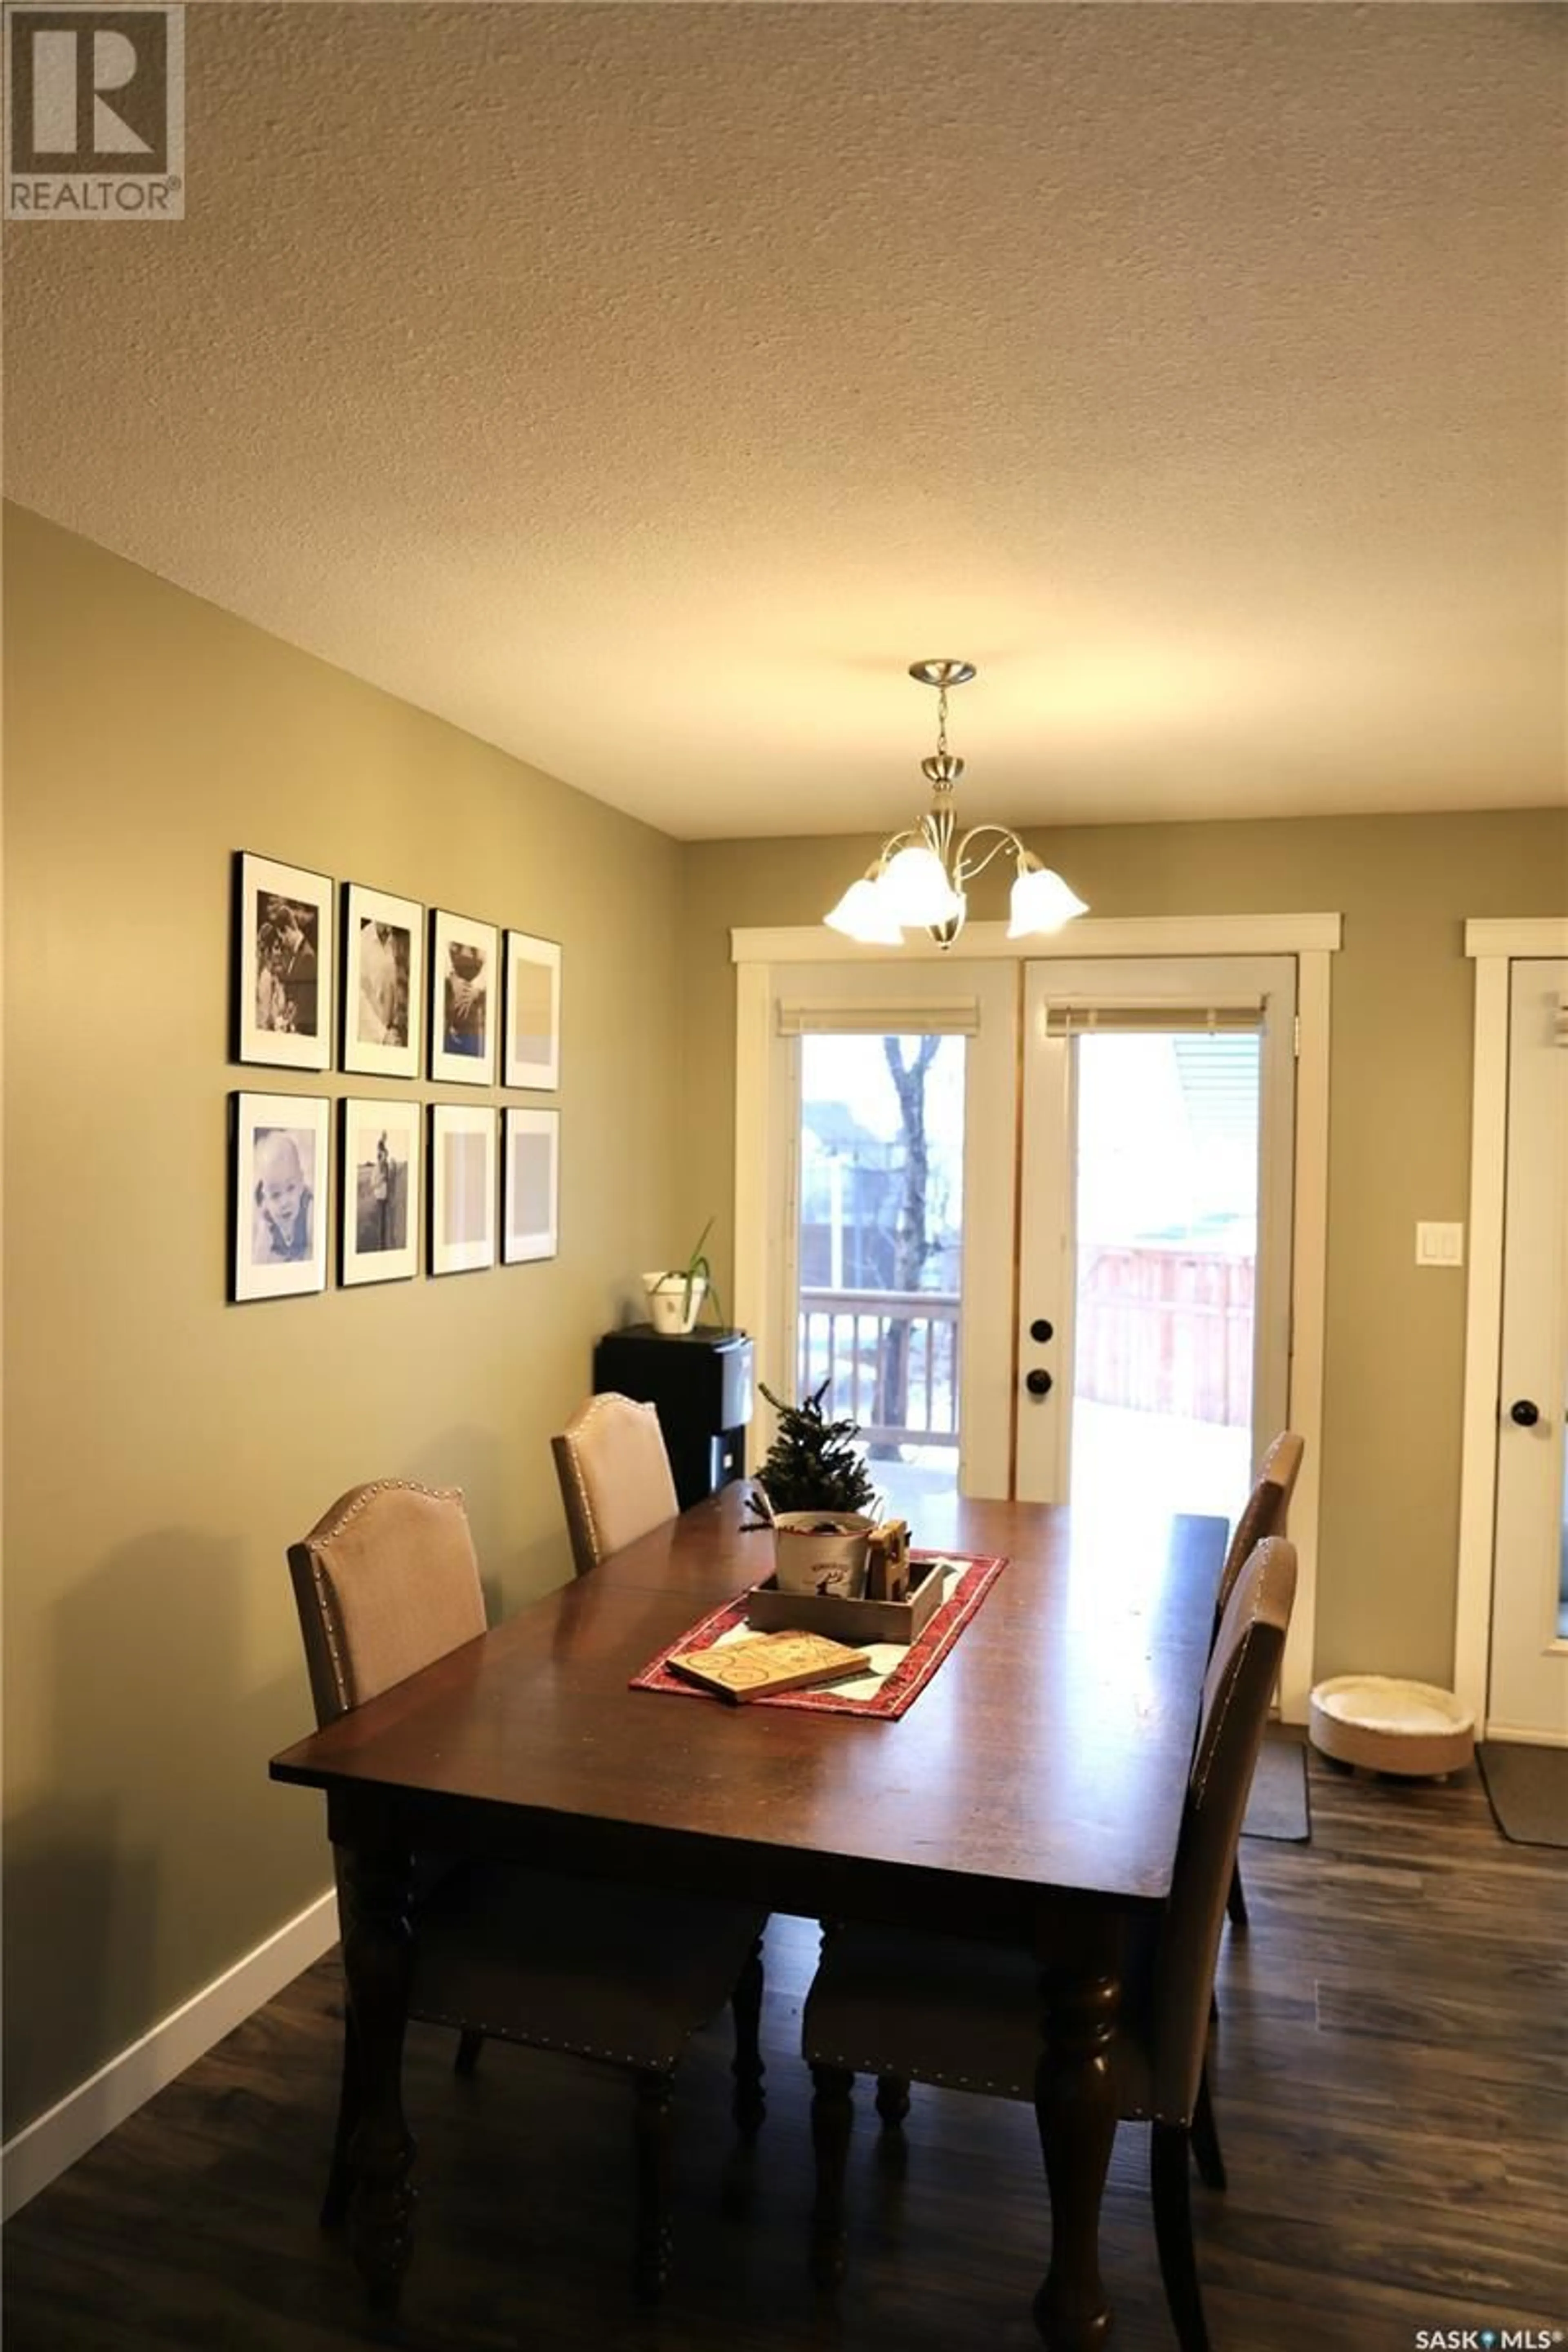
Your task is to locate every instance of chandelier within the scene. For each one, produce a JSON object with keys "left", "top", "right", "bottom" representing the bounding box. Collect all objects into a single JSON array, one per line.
[{"left": 824, "top": 660, "right": 1088, "bottom": 951}]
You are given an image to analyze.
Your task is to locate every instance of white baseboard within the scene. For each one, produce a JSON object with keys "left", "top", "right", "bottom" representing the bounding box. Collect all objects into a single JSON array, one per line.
[
  {"left": 1481, "top": 1721, "right": 1568, "bottom": 1750},
  {"left": 1, "top": 1886, "right": 337, "bottom": 2221}
]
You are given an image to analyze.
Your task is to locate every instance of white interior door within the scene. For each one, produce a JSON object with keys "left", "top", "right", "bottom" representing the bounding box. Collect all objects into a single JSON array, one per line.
[
  {"left": 1015, "top": 958, "right": 1297, "bottom": 1513},
  {"left": 1488, "top": 958, "right": 1568, "bottom": 1742}
]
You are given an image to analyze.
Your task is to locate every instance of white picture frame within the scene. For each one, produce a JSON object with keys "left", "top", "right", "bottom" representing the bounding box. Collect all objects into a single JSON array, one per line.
[
  {"left": 429, "top": 1103, "right": 497, "bottom": 1275},
  {"left": 340, "top": 1098, "right": 421, "bottom": 1286},
  {"left": 503, "top": 930, "right": 562, "bottom": 1091},
  {"left": 235, "top": 852, "right": 335, "bottom": 1072},
  {"left": 503, "top": 1107, "right": 560, "bottom": 1263},
  {"left": 232, "top": 1091, "right": 330, "bottom": 1302},
  {"left": 342, "top": 882, "right": 423, "bottom": 1080},
  {"left": 429, "top": 908, "right": 499, "bottom": 1085}
]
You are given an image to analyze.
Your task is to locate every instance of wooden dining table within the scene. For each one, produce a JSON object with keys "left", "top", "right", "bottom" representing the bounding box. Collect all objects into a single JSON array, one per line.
[{"left": 270, "top": 1483, "right": 1226, "bottom": 2350}]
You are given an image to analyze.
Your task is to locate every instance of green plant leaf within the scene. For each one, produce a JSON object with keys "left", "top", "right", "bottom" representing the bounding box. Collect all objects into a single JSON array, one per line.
[{"left": 752, "top": 1379, "right": 875, "bottom": 1514}]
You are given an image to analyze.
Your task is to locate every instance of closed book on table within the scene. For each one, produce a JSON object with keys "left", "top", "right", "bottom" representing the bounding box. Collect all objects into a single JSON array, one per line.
[{"left": 667, "top": 1630, "right": 871, "bottom": 1703}]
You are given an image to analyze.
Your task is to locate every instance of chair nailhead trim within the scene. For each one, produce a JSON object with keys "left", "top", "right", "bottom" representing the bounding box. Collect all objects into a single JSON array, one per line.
[
  {"left": 307, "top": 1556, "right": 350, "bottom": 1715},
  {"left": 1194, "top": 1557, "right": 1271, "bottom": 1804},
  {"left": 319, "top": 1476, "right": 463, "bottom": 1547},
  {"left": 806, "top": 2054, "right": 1180, "bottom": 2126},
  {"left": 421, "top": 2009, "right": 676, "bottom": 2069},
  {"left": 561, "top": 1432, "right": 604, "bottom": 1565}
]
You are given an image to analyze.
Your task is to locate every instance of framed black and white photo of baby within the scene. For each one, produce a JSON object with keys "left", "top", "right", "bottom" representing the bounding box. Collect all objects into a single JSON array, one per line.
[
  {"left": 429, "top": 909, "right": 498, "bottom": 1085},
  {"left": 231, "top": 1092, "right": 330, "bottom": 1302},
  {"left": 503, "top": 930, "right": 561, "bottom": 1090},
  {"left": 342, "top": 882, "right": 423, "bottom": 1080},
  {"left": 429, "top": 1104, "right": 497, "bottom": 1275},
  {"left": 503, "top": 1107, "right": 559, "bottom": 1263},
  {"left": 341, "top": 1097, "right": 421, "bottom": 1287},
  {"left": 235, "top": 852, "right": 335, "bottom": 1072}
]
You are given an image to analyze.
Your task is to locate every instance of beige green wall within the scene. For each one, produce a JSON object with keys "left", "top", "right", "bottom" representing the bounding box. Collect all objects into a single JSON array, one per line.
[
  {"left": 678, "top": 810, "right": 1568, "bottom": 1691},
  {"left": 2, "top": 506, "right": 686, "bottom": 2136},
  {"left": 7, "top": 500, "right": 1566, "bottom": 2145}
]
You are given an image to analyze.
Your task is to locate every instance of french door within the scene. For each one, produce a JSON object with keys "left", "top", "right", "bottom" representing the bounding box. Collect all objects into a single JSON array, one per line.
[
  {"left": 751, "top": 955, "right": 1296, "bottom": 1519},
  {"left": 1487, "top": 959, "right": 1568, "bottom": 1742},
  {"left": 753, "top": 960, "right": 1016, "bottom": 1501},
  {"left": 1015, "top": 958, "right": 1297, "bottom": 1516}
]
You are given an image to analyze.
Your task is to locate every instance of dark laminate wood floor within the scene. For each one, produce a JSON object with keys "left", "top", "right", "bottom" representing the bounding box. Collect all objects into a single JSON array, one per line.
[{"left": 6, "top": 1751, "right": 1566, "bottom": 2352}]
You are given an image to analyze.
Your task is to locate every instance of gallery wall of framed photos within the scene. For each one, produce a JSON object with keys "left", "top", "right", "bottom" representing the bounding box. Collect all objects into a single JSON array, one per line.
[
  {"left": 8, "top": 507, "right": 701, "bottom": 2148},
  {"left": 231, "top": 850, "right": 562, "bottom": 1301}
]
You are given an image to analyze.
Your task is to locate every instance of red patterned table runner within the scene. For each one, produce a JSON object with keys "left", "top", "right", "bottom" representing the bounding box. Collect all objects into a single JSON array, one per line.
[{"left": 629, "top": 1552, "right": 1007, "bottom": 1720}]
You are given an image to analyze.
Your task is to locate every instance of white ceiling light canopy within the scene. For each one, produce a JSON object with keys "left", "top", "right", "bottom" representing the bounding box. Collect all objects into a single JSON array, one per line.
[{"left": 825, "top": 661, "right": 1088, "bottom": 951}]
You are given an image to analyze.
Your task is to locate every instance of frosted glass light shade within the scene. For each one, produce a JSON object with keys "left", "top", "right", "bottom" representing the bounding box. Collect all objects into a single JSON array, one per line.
[
  {"left": 1007, "top": 864, "right": 1089, "bottom": 937},
  {"left": 880, "top": 844, "right": 965, "bottom": 928},
  {"left": 824, "top": 876, "right": 906, "bottom": 945}
]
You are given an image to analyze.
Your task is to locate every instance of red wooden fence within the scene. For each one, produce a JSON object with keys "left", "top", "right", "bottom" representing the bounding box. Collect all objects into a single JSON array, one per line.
[{"left": 1076, "top": 1246, "right": 1254, "bottom": 1428}]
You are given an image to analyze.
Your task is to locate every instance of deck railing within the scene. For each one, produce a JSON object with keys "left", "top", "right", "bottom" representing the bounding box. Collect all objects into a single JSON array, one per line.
[
  {"left": 797, "top": 1287, "right": 960, "bottom": 1451},
  {"left": 800, "top": 1250, "right": 1251, "bottom": 1446}
]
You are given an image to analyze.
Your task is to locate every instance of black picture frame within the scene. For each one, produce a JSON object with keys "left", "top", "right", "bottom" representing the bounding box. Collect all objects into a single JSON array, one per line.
[{"left": 233, "top": 851, "right": 334, "bottom": 1071}]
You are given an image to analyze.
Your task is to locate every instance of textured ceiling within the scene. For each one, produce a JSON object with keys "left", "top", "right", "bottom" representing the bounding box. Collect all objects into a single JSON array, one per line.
[{"left": 5, "top": 2, "right": 1565, "bottom": 839}]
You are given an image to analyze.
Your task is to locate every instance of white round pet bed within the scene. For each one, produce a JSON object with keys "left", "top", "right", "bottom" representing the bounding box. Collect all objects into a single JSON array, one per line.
[{"left": 1308, "top": 1675, "right": 1475, "bottom": 1777}]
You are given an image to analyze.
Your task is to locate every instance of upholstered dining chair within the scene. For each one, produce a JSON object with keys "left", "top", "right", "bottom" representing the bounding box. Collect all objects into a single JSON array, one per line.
[
  {"left": 287, "top": 1477, "right": 767, "bottom": 2300},
  {"left": 1219, "top": 1430, "right": 1303, "bottom": 1927},
  {"left": 552, "top": 1391, "right": 679, "bottom": 1575},
  {"left": 800, "top": 1536, "right": 1298, "bottom": 2352}
]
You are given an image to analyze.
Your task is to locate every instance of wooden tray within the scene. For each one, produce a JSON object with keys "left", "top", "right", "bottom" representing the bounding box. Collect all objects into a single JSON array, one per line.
[{"left": 746, "top": 1556, "right": 948, "bottom": 1646}]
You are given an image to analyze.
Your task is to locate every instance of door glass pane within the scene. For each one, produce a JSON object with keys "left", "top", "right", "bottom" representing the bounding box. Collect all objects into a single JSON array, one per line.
[
  {"left": 1070, "top": 1030, "right": 1260, "bottom": 1522},
  {"left": 797, "top": 1034, "right": 965, "bottom": 1508}
]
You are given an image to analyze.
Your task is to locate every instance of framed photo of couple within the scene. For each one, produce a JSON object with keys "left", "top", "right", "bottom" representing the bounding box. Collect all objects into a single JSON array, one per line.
[{"left": 234, "top": 853, "right": 335, "bottom": 1072}]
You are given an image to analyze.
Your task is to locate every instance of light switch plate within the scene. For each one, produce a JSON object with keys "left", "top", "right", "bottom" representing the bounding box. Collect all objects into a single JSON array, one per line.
[{"left": 1415, "top": 1221, "right": 1465, "bottom": 1267}]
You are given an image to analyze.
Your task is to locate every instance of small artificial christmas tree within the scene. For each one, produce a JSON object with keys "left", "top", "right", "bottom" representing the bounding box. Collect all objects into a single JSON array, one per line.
[{"left": 748, "top": 1379, "right": 878, "bottom": 1519}]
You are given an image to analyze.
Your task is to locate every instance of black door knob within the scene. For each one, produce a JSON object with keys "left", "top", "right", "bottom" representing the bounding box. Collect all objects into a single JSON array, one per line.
[
  {"left": 1026, "top": 1368, "right": 1053, "bottom": 1398},
  {"left": 1509, "top": 1398, "right": 1541, "bottom": 1427},
  {"left": 1029, "top": 1318, "right": 1054, "bottom": 1345}
]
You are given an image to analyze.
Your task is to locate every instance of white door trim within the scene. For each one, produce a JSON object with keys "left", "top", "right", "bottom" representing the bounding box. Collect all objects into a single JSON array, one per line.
[
  {"left": 1455, "top": 921, "right": 1568, "bottom": 1733},
  {"left": 1285, "top": 942, "right": 1331, "bottom": 1721},
  {"left": 732, "top": 913, "right": 1343, "bottom": 965},
  {"left": 1454, "top": 954, "right": 1511, "bottom": 1728},
  {"left": 733, "top": 919, "right": 1337, "bottom": 1719},
  {"left": 1464, "top": 919, "right": 1568, "bottom": 960},
  {"left": 733, "top": 959, "right": 775, "bottom": 1436}
]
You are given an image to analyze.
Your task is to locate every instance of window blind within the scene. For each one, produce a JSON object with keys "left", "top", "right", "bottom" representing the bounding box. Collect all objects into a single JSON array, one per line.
[
  {"left": 776, "top": 998, "right": 982, "bottom": 1038},
  {"left": 1041, "top": 999, "right": 1264, "bottom": 1037}
]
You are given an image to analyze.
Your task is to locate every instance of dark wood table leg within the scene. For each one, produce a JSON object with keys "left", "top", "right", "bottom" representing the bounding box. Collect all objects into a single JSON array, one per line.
[
  {"left": 335, "top": 1826, "right": 417, "bottom": 2313},
  {"left": 1031, "top": 1907, "right": 1123, "bottom": 2351}
]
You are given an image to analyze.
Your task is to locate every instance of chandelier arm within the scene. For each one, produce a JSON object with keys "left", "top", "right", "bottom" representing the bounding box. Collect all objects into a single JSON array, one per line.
[
  {"left": 953, "top": 823, "right": 1030, "bottom": 886},
  {"left": 873, "top": 826, "right": 921, "bottom": 869}
]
